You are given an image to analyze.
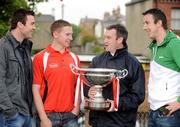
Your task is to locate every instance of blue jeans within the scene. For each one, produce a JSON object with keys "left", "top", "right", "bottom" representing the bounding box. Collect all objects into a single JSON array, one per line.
[
  {"left": 148, "top": 109, "right": 180, "bottom": 127},
  {"left": 36, "top": 112, "right": 78, "bottom": 127},
  {"left": 0, "top": 112, "right": 32, "bottom": 127}
]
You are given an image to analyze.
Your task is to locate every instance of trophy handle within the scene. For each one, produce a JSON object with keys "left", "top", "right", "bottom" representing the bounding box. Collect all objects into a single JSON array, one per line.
[
  {"left": 114, "top": 69, "right": 128, "bottom": 79},
  {"left": 70, "top": 64, "right": 128, "bottom": 79}
]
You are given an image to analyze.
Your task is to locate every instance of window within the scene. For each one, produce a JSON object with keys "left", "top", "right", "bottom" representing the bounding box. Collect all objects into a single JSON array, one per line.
[{"left": 171, "top": 8, "right": 180, "bottom": 30}]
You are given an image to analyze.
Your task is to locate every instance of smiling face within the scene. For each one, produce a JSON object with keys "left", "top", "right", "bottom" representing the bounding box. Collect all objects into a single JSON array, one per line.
[
  {"left": 143, "top": 14, "right": 159, "bottom": 40},
  {"left": 104, "top": 29, "right": 123, "bottom": 54},
  {"left": 20, "top": 15, "right": 36, "bottom": 39},
  {"left": 53, "top": 26, "right": 73, "bottom": 48}
]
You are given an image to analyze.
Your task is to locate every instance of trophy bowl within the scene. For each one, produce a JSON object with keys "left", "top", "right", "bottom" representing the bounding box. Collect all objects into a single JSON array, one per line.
[{"left": 70, "top": 64, "right": 128, "bottom": 111}]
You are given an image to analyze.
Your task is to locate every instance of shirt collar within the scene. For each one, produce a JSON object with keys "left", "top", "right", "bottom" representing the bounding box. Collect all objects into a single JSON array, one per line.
[
  {"left": 6, "top": 31, "right": 28, "bottom": 49},
  {"left": 46, "top": 44, "right": 70, "bottom": 54}
]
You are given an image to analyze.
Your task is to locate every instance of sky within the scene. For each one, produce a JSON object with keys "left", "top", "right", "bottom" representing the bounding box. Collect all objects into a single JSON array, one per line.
[{"left": 36, "top": 0, "right": 131, "bottom": 25}]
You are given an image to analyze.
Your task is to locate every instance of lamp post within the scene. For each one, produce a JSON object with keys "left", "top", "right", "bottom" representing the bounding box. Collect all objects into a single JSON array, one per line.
[
  {"left": 60, "top": 0, "right": 64, "bottom": 19},
  {"left": 61, "top": 3, "right": 64, "bottom": 19}
]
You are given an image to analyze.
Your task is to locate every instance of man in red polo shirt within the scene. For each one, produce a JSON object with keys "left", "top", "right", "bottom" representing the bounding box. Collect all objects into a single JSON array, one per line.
[{"left": 32, "top": 20, "right": 80, "bottom": 127}]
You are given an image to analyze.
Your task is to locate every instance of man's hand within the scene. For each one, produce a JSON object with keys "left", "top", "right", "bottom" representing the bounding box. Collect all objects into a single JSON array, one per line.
[
  {"left": 88, "top": 86, "right": 97, "bottom": 99},
  {"left": 166, "top": 101, "right": 180, "bottom": 116},
  {"left": 40, "top": 117, "right": 52, "bottom": 127},
  {"left": 107, "top": 99, "right": 115, "bottom": 112},
  {"left": 71, "top": 106, "right": 79, "bottom": 116}
]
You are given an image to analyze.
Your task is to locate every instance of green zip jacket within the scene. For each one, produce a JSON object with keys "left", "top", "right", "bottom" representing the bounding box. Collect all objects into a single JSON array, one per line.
[{"left": 148, "top": 31, "right": 180, "bottom": 110}]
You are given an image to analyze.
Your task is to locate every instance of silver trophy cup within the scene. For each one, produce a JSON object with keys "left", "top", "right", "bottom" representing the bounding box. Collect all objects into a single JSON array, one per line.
[{"left": 70, "top": 64, "right": 128, "bottom": 111}]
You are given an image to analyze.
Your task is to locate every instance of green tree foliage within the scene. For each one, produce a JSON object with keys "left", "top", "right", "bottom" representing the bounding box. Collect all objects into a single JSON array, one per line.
[
  {"left": 92, "top": 44, "right": 104, "bottom": 54},
  {"left": 0, "top": 0, "right": 30, "bottom": 37},
  {"left": 80, "top": 28, "right": 97, "bottom": 46},
  {"left": 81, "top": 33, "right": 96, "bottom": 46},
  {"left": 28, "top": 0, "right": 45, "bottom": 10},
  {"left": 72, "top": 24, "right": 81, "bottom": 40},
  {"left": 0, "top": 0, "right": 45, "bottom": 38}
]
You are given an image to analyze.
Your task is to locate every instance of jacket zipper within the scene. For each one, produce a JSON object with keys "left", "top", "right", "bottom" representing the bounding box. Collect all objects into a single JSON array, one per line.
[{"left": 153, "top": 45, "right": 158, "bottom": 60}]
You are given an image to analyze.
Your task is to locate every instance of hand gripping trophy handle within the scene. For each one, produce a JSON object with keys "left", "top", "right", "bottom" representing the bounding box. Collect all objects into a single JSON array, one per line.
[{"left": 70, "top": 64, "right": 128, "bottom": 111}]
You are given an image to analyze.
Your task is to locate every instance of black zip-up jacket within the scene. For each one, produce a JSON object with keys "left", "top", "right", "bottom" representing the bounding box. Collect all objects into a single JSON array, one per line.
[
  {"left": 0, "top": 32, "right": 33, "bottom": 118},
  {"left": 84, "top": 46, "right": 145, "bottom": 127}
]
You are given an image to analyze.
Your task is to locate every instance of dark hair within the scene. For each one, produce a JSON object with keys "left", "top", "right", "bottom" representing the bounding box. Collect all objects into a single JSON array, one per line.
[
  {"left": 106, "top": 24, "right": 128, "bottom": 47},
  {"left": 10, "top": 9, "right": 35, "bottom": 30},
  {"left": 142, "top": 8, "right": 167, "bottom": 30},
  {"left": 50, "top": 19, "right": 72, "bottom": 36}
]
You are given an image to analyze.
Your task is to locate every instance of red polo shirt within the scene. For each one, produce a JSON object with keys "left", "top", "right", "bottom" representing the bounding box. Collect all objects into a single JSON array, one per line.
[{"left": 33, "top": 44, "right": 80, "bottom": 112}]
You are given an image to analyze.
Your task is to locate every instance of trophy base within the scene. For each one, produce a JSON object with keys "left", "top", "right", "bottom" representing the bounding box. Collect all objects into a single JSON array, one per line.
[{"left": 85, "top": 101, "right": 110, "bottom": 111}]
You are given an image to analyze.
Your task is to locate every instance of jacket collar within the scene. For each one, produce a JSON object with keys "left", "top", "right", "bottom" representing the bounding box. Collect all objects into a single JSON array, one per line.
[
  {"left": 107, "top": 46, "right": 128, "bottom": 59},
  {"left": 149, "top": 31, "right": 177, "bottom": 49},
  {"left": 46, "top": 44, "right": 70, "bottom": 55},
  {"left": 6, "top": 31, "right": 20, "bottom": 49}
]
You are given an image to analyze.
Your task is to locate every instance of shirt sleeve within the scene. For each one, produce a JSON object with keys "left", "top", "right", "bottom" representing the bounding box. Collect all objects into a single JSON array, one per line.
[
  {"left": 169, "top": 38, "right": 180, "bottom": 69},
  {"left": 33, "top": 53, "right": 44, "bottom": 86}
]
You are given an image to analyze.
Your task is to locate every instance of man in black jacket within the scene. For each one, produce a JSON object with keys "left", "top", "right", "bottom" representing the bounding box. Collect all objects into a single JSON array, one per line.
[
  {"left": 85, "top": 24, "right": 145, "bottom": 127},
  {"left": 0, "top": 9, "right": 35, "bottom": 127}
]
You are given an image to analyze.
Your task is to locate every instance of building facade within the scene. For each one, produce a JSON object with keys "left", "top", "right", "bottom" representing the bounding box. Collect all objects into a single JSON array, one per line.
[
  {"left": 32, "top": 15, "right": 54, "bottom": 50},
  {"left": 126, "top": 0, "right": 180, "bottom": 57}
]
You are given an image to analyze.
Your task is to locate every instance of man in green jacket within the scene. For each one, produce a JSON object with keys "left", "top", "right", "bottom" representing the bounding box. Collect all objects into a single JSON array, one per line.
[{"left": 143, "top": 8, "right": 180, "bottom": 127}]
